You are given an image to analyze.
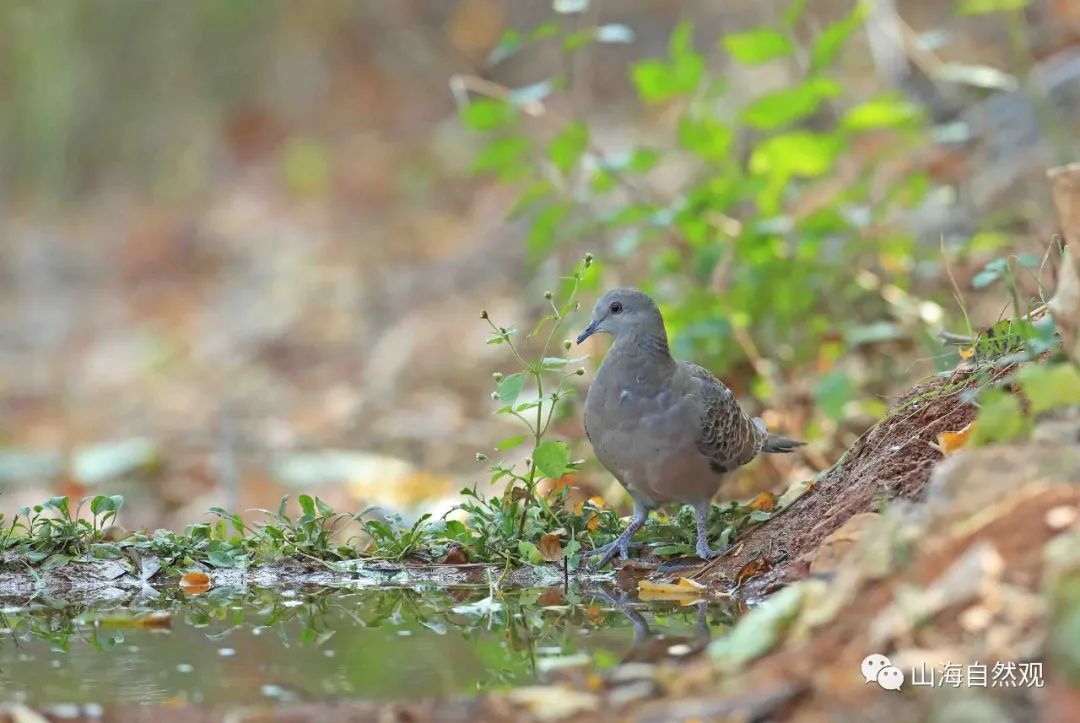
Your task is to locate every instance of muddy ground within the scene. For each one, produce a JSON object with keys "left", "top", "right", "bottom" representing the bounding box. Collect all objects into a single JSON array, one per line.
[{"left": 3, "top": 367, "right": 1078, "bottom": 722}]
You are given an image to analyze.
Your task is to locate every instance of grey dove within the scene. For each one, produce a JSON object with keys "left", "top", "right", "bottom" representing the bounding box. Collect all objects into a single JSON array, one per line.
[{"left": 575, "top": 288, "right": 803, "bottom": 567}]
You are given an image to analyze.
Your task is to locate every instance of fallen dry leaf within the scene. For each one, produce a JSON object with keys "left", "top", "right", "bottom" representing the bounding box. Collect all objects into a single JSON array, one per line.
[
  {"left": 637, "top": 577, "right": 708, "bottom": 602},
  {"left": 749, "top": 491, "right": 776, "bottom": 511},
  {"left": 505, "top": 685, "right": 598, "bottom": 722},
  {"left": 96, "top": 612, "right": 172, "bottom": 630},
  {"left": 538, "top": 532, "right": 564, "bottom": 562},
  {"left": 586, "top": 603, "right": 605, "bottom": 626},
  {"left": 932, "top": 421, "right": 975, "bottom": 456},
  {"left": 440, "top": 544, "right": 469, "bottom": 565},
  {"left": 777, "top": 478, "right": 814, "bottom": 509},
  {"left": 538, "top": 587, "right": 564, "bottom": 607},
  {"left": 575, "top": 495, "right": 606, "bottom": 532},
  {"left": 180, "top": 571, "right": 212, "bottom": 595},
  {"left": 735, "top": 556, "right": 774, "bottom": 587}
]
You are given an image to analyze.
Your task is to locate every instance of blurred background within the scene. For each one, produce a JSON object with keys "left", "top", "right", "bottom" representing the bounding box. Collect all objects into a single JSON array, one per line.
[{"left": 1, "top": 0, "right": 1078, "bottom": 530}]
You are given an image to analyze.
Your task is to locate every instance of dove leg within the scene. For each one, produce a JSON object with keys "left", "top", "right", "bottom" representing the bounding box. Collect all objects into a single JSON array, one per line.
[
  {"left": 692, "top": 499, "right": 727, "bottom": 559},
  {"left": 584, "top": 497, "right": 650, "bottom": 568}
]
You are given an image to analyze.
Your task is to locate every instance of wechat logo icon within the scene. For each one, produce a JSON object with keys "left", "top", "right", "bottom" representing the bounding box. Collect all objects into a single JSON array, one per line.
[{"left": 862, "top": 653, "right": 904, "bottom": 691}]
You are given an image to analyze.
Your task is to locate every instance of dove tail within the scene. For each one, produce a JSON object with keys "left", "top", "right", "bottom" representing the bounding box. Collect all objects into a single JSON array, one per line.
[
  {"left": 762, "top": 434, "right": 805, "bottom": 453},
  {"left": 753, "top": 417, "right": 805, "bottom": 453}
]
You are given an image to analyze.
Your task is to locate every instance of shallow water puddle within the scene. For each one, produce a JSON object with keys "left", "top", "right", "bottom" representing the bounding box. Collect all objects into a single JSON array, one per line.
[{"left": 0, "top": 585, "right": 741, "bottom": 706}]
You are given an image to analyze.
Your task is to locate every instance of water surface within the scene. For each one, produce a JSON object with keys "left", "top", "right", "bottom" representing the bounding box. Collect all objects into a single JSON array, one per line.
[{"left": 0, "top": 585, "right": 741, "bottom": 706}]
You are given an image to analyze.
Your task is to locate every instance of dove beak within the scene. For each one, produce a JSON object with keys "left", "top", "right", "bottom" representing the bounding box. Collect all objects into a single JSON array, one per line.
[{"left": 576, "top": 320, "right": 600, "bottom": 345}]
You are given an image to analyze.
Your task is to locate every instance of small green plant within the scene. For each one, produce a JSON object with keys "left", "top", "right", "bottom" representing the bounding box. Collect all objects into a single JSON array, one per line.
[
  {"left": 641, "top": 501, "right": 775, "bottom": 558},
  {"left": 467, "top": 253, "right": 623, "bottom": 566},
  {"left": 962, "top": 245, "right": 1080, "bottom": 446},
  {"left": 1, "top": 495, "right": 124, "bottom": 568}
]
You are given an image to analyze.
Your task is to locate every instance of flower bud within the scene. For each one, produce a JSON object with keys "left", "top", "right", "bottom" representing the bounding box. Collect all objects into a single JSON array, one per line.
[
  {"left": 575, "top": 368, "right": 585, "bottom": 376},
  {"left": 491, "top": 391, "right": 499, "bottom": 400},
  {"left": 480, "top": 309, "right": 489, "bottom": 320},
  {"left": 584, "top": 252, "right": 593, "bottom": 266},
  {"left": 493, "top": 372, "right": 503, "bottom": 382},
  {"left": 475, "top": 452, "right": 488, "bottom": 462},
  {"left": 563, "top": 340, "right": 572, "bottom": 350},
  {"left": 544, "top": 290, "right": 553, "bottom": 300}
]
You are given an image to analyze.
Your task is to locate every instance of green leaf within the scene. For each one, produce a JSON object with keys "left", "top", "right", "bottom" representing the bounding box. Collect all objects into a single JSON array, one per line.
[
  {"left": 957, "top": 0, "right": 1030, "bottom": 13},
  {"left": 45, "top": 496, "right": 70, "bottom": 519},
  {"left": 42, "top": 553, "right": 72, "bottom": 571},
  {"left": 677, "top": 116, "right": 733, "bottom": 161},
  {"left": 783, "top": 0, "right": 811, "bottom": 26},
  {"left": 631, "top": 60, "right": 675, "bottom": 103},
  {"left": 652, "top": 544, "right": 693, "bottom": 556},
  {"left": 809, "top": 2, "right": 869, "bottom": 73},
  {"left": 531, "top": 23, "right": 560, "bottom": 41},
  {"left": 496, "top": 373, "right": 527, "bottom": 404},
  {"left": 488, "top": 29, "right": 521, "bottom": 65},
  {"left": 549, "top": 121, "right": 589, "bottom": 173},
  {"left": 626, "top": 148, "right": 661, "bottom": 172},
  {"left": 471, "top": 136, "right": 531, "bottom": 177},
  {"left": 721, "top": 29, "right": 794, "bottom": 64},
  {"left": 299, "top": 495, "right": 316, "bottom": 517},
  {"left": 972, "top": 389, "right": 1028, "bottom": 445},
  {"left": 518, "top": 540, "right": 544, "bottom": 565},
  {"left": 496, "top": 435, "right": 529, "bottom": 451},
  {"left": 533, "top": 440, "right": 571, "bottom": 480},
  {"left": 749, "top": 131, "right": 841, "bottom": 179},
  {"left": 460, "top": 99, "right": 516, "bottom": 132},
  {"left": 630, "top": 22, "right": 703, "bottom": 103},
  {"left": 526, "top": 202, "right": 570, "bottom": 259},
  {"left": 207, "top": 549, "right": 237, "bottom": 568},
  {"left": 1018, "top": 364, "right": 1080, "bottom": 414},
  {"left": 841, "top": 95, "right": 922, "bottom": 131},
  {"left": 741, "top": 78, "right": 841, "bottom": 130},
  {"left": 972, "top": 258, "right": 1008, "bottom": 289}
]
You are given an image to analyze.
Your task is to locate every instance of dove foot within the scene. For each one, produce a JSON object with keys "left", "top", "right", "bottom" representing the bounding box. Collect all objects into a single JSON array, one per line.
[
  {"left": 584, "top": 497, "right": 650, "bottom": 569},
  {"left": 694, "top": 541, "right": 731, "bottom": 560},
  {"left": 583, "top": 531, "right": 634, "bottom": 569},
  {"left": 692, "top": 500, "right": 731, "bottom": 561}
]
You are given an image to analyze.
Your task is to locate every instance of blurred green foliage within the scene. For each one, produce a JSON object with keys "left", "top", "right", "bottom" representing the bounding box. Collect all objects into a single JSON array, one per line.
[{"left": 461, "top": 0, "right": 934, "bottom": 405}]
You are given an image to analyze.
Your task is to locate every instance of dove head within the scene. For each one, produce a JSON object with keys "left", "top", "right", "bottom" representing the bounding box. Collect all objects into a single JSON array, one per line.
[{"left": 576, "top": 288, "right": 667, "bottom": 347}]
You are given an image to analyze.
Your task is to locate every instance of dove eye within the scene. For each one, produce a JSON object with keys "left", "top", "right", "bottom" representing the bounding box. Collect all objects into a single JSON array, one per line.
[{"left": 609, "top": 302, "right": 623, "bottom": 314}]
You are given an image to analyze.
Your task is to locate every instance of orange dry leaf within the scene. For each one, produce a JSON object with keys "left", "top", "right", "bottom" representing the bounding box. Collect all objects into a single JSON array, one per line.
[
  {"left": 934, "top": 421, "right": 975, "bottom": 456},
  {"left": 586, "top": 603, "right": 605, "bottom": 626},
  {"left": 544, "top": 473, "right": 574, "bottom": 498},
  {"left": 538, "top": 587, "right": 564, "bottom": 607},
  {"left": 637, "top": 577, "right": 707, "bottom": 601},
  {"left": 538, "top": 532, "right": 564, "bottom": 562},
  {"left": 735, "top": 556, "right": 774, "bottom": 587},
  {"left": 440, "top": 545, "right": 469, "bottom": 565},
  {"left": 575, "top": 495, "right": 606, "bottom": 532},
  {"left": 749, "top": 491, "right": 776, "bottom": 511},
  {"left": 180, "top": 571, "right": 212, "bottom": 595}
]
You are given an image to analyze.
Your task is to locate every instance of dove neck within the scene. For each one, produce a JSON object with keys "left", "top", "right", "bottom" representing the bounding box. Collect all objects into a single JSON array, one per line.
[{"left": 610, "top": 328, "right": 674, "bottom": 369}]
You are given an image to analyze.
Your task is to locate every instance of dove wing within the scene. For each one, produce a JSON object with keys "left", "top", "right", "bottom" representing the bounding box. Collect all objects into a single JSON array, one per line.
[{"left": 681, "top": 362, "right": 765, "bottom": 474}]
